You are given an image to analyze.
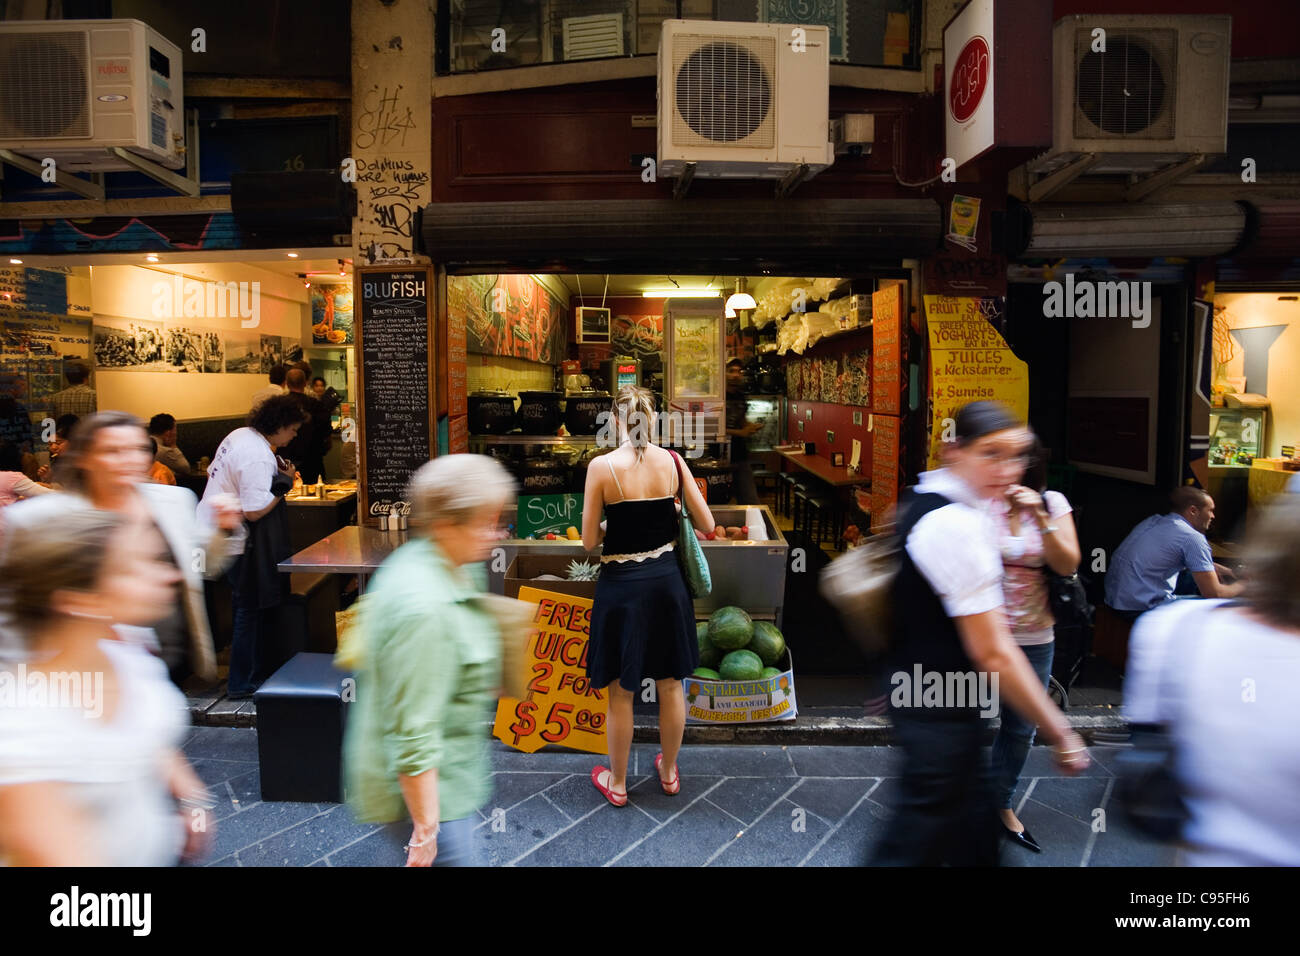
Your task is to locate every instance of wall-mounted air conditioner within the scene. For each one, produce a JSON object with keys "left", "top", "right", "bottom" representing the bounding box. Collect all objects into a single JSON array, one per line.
[
  {"left": 1030, "top": 14, "right": 1230, "bottom": 177},
  {"left": 657, "top": 19, "right": 833, "bottom": 179},
  {"left": 0, "top": 18, "right": 185, "bottom": 172}
]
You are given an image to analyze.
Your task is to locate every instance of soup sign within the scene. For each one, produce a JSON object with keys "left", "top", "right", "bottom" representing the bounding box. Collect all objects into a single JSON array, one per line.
[{"left": 518, "top": 493, "right": 584, "bottom": 539}]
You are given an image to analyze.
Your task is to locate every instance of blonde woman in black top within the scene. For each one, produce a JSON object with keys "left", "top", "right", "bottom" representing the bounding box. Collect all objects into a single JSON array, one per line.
[{"left": 582, "top": 385, "right": 714, "bottom": 807}]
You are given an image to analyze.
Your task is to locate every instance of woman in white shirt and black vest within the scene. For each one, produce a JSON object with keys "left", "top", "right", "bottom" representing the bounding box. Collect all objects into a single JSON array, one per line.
[{"left": 870, "top": 401, "right": 1090, "bottom": 866}]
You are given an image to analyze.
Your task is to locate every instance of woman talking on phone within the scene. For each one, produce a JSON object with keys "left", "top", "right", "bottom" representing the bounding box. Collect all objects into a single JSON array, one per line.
[{"left": 988, "top": 433, "right": 1080, "bottom": 852}]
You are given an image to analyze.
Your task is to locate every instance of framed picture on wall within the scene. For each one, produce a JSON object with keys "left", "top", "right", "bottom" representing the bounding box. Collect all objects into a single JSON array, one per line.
[
  {"left": 831, "top": 451, "right": 845, "bottom": 467},
  {"left": 576, "top": 306, "right": 611, "bottom": 344}
]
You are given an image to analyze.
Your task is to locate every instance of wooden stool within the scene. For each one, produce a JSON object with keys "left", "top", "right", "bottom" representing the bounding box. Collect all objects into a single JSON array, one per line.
[
  {"left": 778, "top": 473, "right": 799, "bottom": 517},
  {"left": 793, "top": 486, "right": 810, "bottom": 535},
  {"left": 806, "top": 496, "right": 831, "bottom": 543},
  {"left": 1093, "top": 604, "right": 1136, "bottom": 674}
]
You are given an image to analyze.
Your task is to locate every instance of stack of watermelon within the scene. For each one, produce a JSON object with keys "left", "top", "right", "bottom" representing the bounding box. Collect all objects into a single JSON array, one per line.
[{"left": 692, "top": 606, "right": 787, "bottom": 681}]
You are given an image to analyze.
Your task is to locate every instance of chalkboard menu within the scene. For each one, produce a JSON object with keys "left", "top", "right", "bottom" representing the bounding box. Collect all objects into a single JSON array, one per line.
[{"left": 356, "top": 265, "right": 435, "bottom": 524}]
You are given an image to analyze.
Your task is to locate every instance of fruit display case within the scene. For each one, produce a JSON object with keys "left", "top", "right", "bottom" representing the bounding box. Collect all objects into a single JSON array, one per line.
[{"left": 485, "top": 505, "right": 790, "bottom": 630}]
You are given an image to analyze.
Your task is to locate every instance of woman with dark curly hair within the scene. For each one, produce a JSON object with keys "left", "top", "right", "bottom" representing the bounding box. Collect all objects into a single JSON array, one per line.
[{"left": 197, "top": 395, "right": 308, "bottom": 697}]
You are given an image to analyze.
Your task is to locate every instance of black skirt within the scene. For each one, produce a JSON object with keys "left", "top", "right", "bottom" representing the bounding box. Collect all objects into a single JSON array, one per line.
[{"left": 585, "top": 550, "right": 698, "bottom": 692}]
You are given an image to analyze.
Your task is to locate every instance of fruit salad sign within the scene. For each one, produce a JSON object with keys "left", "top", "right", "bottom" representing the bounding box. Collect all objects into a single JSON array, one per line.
[{"left": 493, "top": 587, "right": 608, "bottom": 755}]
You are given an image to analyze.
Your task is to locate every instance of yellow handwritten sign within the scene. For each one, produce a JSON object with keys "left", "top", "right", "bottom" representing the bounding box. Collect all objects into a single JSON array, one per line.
[
  {"left": 492, "top": 586, "right": 608, "bottom": 755},
  {"left": 925, "top": 296, "right": 1029, "bottom": 468}
]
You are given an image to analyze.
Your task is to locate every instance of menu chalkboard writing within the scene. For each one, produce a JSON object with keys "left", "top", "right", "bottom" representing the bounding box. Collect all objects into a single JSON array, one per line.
[{"left": 357, "top": 265, "right": 434, "bottom": 523}]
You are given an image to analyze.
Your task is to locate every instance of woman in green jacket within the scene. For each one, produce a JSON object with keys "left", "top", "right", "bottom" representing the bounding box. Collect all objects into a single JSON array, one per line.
[{"left": 343, "top": 454, "right": 515, "bottom": 866}]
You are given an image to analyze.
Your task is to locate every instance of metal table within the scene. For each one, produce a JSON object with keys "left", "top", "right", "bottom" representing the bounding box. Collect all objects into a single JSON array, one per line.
[{"left": 277, "top": 525, "right": 408, "bottom": 593}]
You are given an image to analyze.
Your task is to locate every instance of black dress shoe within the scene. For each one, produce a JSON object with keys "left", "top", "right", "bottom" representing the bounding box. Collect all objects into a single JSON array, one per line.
[{"left": 1003, "top": 824, "right": 1042, "bottom": 853}]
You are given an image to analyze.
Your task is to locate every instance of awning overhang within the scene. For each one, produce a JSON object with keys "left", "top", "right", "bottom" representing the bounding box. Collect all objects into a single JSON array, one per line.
[
  {"left": 1006, "top": 201, "right": 1250, "bottom": 260},
  {"left": 416, "top": 199, "right": 942, "bottom": 274}
]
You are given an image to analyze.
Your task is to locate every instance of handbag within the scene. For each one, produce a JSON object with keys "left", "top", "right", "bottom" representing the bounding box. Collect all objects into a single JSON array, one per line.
[
  {"left": 1046, "top": 569, "right": 1094, "bottom": 631},
  {"left": 472, "top": 593, "right": 535, "bottom": 700},
  {"left": 818, "top": 528, "right": 899, "bottom": 657},
  {"left": 670, "top": 450, "right": 712, "bottom": 597},
  {"left": 1113, "top": 605, "right": 1219, "bottom": 841}
]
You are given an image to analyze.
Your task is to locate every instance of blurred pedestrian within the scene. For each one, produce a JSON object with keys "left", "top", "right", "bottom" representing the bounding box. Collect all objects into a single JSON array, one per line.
[
  {"left": 148, "top": 413, "right": 191, "bottom": 479},
  {"left": 0, "top": 496, "right": 214, "bottom": 865},
  {"left": 987, "top": 433, "right": 1080, "bottom": 852},
  {"left": 871, "top": 401, "right": 1089, "bottom": 867},
  {"left": 49, "top": 360, "right": 97, "bottom": 419},
  {"left": 197, "top": 395, "right": 305, "bottom": 697},
  {"left": 1124, "top": 492, "right": 1300, "bottom": 866},
  {"left": 725, "top": 359, "right": 761, "bottom": 505},
  {"left": 55, "top": 412, "right": 242, "bottom": 687},
  {"left": 581, "top": 385, "right": 714, "bottom": 807},
  {"left": 343, "top": 454, "right": 515, "bottom": 866}
]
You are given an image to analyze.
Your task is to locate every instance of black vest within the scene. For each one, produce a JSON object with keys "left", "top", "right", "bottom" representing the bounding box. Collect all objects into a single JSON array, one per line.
[{"left": 888, "top": 490, "right": 984, "bottom": 720}]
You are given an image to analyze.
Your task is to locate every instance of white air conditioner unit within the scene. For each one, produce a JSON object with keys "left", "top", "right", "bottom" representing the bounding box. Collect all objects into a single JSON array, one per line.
[
  {"left": 0, "top": 18, "right": 185, "bottom": 172},
  {"left": 657, "top": 19, "right": 833, "bottom": 179},
  {"left": 1030, "top": 14, "right": 1230, "bottom": 177},
  {"left": 563, "top": 13, "right": 624, "bottom": 61}
]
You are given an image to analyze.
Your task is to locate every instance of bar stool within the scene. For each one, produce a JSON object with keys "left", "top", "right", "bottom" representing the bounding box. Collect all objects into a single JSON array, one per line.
[
  {"left": 806, "top": 495, "right": 834, "bottom": 545},
  {"left": 792, "top": 485, "right": 811, "bottom": 535},
  {"left": 752, "top": 467, "right": 779, "bottom": 505},
  {"left": 778, "top": 473, "right": 799, "bottom": 517}
]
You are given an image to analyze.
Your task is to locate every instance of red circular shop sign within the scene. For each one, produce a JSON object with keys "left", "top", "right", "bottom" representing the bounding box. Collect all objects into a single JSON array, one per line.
[{"left": 949, "top": 35, "right": 990, "bottom": 124}]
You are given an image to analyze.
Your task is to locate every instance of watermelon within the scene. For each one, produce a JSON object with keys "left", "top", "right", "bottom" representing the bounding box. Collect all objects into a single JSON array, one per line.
[
  {"left": 760, "top": 667, "right": 782, "bottom": 680},
  {"left": 697, "top": 622, "right": 722, "bottom": 668},
  {"left": 718, "top": 649, "right": 764, "bottom": 681},
  {"left": 692, "top": 667, "right": 721, "bottom": 680},
  {"left": 748, "top": 621, "right": 786, "bottom": 667},
  {"left": 707, "top": 606, "right": 754, "bottom": 651}
]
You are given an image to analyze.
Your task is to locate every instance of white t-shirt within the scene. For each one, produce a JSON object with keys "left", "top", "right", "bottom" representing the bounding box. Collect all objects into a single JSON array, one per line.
[
  {"left": 0, "top": 639, "right": 189, "bottom": 866},
  {"left": 905, "top": 468, "right": 1005, "bottom": 619},
  {"left": 989, "top": 490, "right": 1074, "bottom": 645},
  {"left": 198, "top": 427, "right": 277, "bottom": 551},
  {"left": 1125, "top": 599, "right": 1300, "bottom": 866}
]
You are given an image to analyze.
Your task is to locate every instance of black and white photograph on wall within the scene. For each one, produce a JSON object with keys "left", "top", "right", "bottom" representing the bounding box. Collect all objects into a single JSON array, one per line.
[
  {"left": 203, "top": 331, "right": 225, "bottom": 373},
  {"left": 160, "top": 327, "right": 206, "bottom": 373},
  {"left": 223, "top": 332, "right": 262, "bottom": 374},
  {"left": 281, "top": 337, "right": 304, "bottom": 365},
  {"left": 93, "top": 318, "right": 168, "bottom": 370},
  {"left": 259, "top": 334, "right": 283, "bottom": 373}
]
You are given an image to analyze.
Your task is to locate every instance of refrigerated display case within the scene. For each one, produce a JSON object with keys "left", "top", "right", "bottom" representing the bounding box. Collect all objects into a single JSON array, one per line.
[{"left": 1209, "top": 405, "right": 1268, "bottom": 469}]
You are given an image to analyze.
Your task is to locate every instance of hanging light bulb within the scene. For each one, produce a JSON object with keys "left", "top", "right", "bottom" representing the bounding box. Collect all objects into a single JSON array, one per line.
[{"left": 725, "top": 276, "right": 755, "bottom": 312}]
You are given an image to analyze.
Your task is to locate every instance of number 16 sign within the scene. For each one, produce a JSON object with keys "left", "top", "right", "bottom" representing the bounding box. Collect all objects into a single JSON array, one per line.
[{"left": 492, "top": 586, "right": 608, "bottom": 754}]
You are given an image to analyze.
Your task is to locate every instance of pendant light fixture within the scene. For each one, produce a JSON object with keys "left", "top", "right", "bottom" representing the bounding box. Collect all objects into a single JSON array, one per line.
[{"left": 725, "top": 276, "right": 755, "bottom": 313}]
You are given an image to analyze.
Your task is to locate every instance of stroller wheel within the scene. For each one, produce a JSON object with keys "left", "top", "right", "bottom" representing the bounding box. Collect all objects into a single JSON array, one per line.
[{"left": 1048, "top": 676, "right": 1068, "bottom": 710}]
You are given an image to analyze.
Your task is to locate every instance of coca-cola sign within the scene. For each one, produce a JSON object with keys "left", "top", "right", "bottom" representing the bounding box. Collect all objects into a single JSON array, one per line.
[{"left": 949, "top": 36, "right": 989, "bottom": 124}]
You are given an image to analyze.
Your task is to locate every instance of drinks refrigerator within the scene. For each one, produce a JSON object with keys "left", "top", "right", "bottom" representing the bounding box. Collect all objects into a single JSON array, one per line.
[
  {"left": 1208, "top": 405, "right": 1268, "bottom": 470},
  {"left": 662, "top": 298, "right": 726, "bottom": 448},
  {"left": 603, "top": 355, "right": 642, "bottom": 392}
]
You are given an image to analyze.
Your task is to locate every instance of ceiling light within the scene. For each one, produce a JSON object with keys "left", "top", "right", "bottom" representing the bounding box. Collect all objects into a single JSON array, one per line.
[
  {"left": 642, "top": 289, "right": 719, "bottom": 298},
  {"left": 146, "top": 254, "right": 159, "bottom": 263},
  {"left": 286, "top": 252, "right": 299, "bottom": 259},
  {"left": 726, "top": 292, "right": 756, "bottom": 311},
  {"left": 725, "top": 305, "right": 737, "bottom": 318},
  {"left": 8, "top": 258, "right": 22, "bottom": 265}
]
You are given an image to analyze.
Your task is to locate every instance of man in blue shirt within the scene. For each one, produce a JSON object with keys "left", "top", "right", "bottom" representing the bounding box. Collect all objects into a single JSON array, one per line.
[{"left": 1104, "top": 486, "right": 1245, "bottom": 622}]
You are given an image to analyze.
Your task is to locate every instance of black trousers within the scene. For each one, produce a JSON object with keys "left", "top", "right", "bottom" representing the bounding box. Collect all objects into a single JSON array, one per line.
[{"left": 870, "top": 712, "right": 1001, "bottom": 866}]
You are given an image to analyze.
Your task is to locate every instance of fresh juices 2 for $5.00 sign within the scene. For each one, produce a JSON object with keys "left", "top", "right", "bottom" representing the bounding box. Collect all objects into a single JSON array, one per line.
[{"left": 492, "top": 587, "right": 608, "bottom": 754}]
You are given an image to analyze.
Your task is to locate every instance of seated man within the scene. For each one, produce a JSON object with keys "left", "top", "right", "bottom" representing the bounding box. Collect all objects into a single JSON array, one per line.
[
  {"left": 148, "top": 413, "right": 191, "bottom": 479},
  {"left": 1104, "top": 486, "right": 1244, "bottom": 622}
]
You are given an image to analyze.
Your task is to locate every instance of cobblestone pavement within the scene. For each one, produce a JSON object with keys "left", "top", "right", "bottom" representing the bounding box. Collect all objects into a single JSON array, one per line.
[{"left": 183, "top": 727, "right": 1175, "bottom": 867}]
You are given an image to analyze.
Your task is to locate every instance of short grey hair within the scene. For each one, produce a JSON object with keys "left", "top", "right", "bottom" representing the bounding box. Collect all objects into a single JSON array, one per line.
[{"left": 406, "top": 453, "right": 516, "bottom": 527}]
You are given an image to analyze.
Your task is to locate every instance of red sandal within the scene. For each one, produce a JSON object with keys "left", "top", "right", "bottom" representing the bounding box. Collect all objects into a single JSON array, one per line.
[
  {"left": 591, "top": 766, "right": 628, "bottom": 807},
  {"left": 655, "top": 753, "right": 681, "bottom": 795}
]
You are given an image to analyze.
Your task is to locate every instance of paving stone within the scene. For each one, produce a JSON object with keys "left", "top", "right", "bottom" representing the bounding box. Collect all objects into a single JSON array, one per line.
[
  {"left": 677, "top": 745, "right": 797, "bottom": 778},
  {"left": 232, "top": 805, "right": 379, "bottom": 868},
  {"left": 707, "top": 798, "right": 831, "bottom": 867},
  {"left": 205, "top": 801, "right": 330, "bottom": 862},
  {"left": 487, "top": 743, "right": 609, "bottom": 773},
  {"left": 515, "top": 802, "right": 658, "bottom": 867},
  {"left": 704, "top": 776, "right": 795, "bottom": 826},
  {"left": 485, "top": 772, "right": 571, "bottom": 815},
  {"left": 1085, "top": 813, "right": 1181, "bottom": 868},
  {"left": 1020, "top": 744, "right": 1112, "bottom": 778},
  {"left": 203, "top": 854, "right": 241, "bottom": 867},
  {"left": 625, "top": 775, "right": 725, "bottom": 823},
  {"left": 1024, "top": 776, "right": 1113, "bottom": 827},
  {"left": 535, "top": 772, "right": 650, "bottom": 821},
  {"left": 787, "top": 777, "right": 880, "bottom": 827},
  {"left": 188, "top": 758, "right": 260, "bottom": 789},
  {"left": 803, "top": 799, "right": 889, "bottom": 866},
  {"left": 184, "top": 725, "right": 260, "bottom": 761},
  {"left": 326, "top": 827, "right": 406, "bottom": 868},
  {"left": 788, "top": 746, "right": 903, "bottom": 778},
  {"left": 611, "top": 798, "right": 743, "bottom": 867},
  {"left": 476, "top": 794, "right": 573, "bottom": 867},
  {"left": 1001, "top": 801, "right": 1093, "bottom": 867},
  {"left": 225, "top": 768, "right": 262, "bottom": 809}
]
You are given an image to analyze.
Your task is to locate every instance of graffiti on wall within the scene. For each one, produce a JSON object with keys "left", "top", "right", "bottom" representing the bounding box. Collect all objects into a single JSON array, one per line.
[
  {"left": 354, "top": 84, "right": 428, "bottom": 263},
  {"left": 449, "top": 274, "right": 566, "bottom": 365}
]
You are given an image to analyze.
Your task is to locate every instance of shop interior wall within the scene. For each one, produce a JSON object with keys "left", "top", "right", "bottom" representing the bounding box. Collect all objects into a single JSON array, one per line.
[
  {"left": 91, "top": 264, "right": 310, "bottom": 422},
  {"left": 571, "top": 295, "right": 665, "bottom": 373},
  {"left": 1215, "top": 292, "right": 1300, "bottom": 458}
]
